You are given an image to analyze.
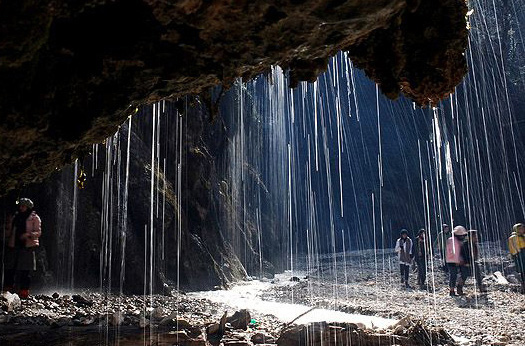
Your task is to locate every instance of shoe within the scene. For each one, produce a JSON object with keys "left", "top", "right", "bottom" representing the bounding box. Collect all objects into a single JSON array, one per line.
[
  {"left": 18, "top": 289, "right": 29, "bottom": 299},
  {"left": 457, "top": 286, "right": 465, "bottom": 296},
  {"left": 449, "top": 288, "right": 456, "bottom": 296}
]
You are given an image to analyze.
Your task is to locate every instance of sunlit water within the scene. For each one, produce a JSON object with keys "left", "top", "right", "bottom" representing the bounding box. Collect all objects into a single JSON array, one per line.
[{"left": 190, "top": 271, "right": 398, "bottom": 330}]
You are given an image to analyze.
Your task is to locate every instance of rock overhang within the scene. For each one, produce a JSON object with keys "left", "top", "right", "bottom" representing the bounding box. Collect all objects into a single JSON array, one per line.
[{"left": 0, "top": 0, "right": 468, "bottom": 194}]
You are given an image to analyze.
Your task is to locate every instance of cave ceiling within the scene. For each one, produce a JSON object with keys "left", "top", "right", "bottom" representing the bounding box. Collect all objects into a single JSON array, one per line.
[{"left": 0, "top": 0, "right": 468, "bottom": 194}]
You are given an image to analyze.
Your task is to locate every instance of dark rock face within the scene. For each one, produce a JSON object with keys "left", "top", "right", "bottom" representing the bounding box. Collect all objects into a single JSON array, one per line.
[
  {"left": 0, "top": 0, "right": 467, "bottom": 194},
  {"left": 349, "top": 0, "right": 468, "bottom": 105},
  {"left": 0, "top": 100, "right": 249, "bottom": 292}
]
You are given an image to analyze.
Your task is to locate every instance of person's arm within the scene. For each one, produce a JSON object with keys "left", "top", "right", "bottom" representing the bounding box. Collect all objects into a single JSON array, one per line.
[
  {"left": 395, "top": 239, "right": 401, "bottom": 253},
  {"left": 509, "top": 236, "right": 518, "bottom": 256},
  {"left": 459, "top": 242, "right": 469, "bottom": 265},
  {"left": 30, "top": 214, "right": 41, "bottom": 240},
  {"left": 445, "top": 238, "right": 453, "bottom": 261}
]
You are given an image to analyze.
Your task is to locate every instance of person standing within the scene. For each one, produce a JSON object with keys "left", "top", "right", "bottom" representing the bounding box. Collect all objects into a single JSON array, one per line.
[
  {"left": 436, "top": 223, "right": 451, "bottom": 272},
  {"left": 3, "top": 198, "right": 41, "bottom": 298},
  {"left": 508, "top": 223, "right": 525, "bottom": 294},
  {"left": 462, "top": 230, "right": 486, "bottom": 293},
  {"left": 395, "top": 229, "right": 413, "bottom": 288},
  {"left": 446, "top": 225, "right": 469, "bottom": 296},
  {"left": 414, "top": 229, "right": 429, "bottom": 290}
]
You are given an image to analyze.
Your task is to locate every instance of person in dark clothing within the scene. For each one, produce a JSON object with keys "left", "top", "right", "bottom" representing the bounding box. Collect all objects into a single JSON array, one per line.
[
  {"left": 3, "top": 198, "right": 41, "bottom": 298},
  {"left": 461, "top": 230, "right": 486, "bottom": 293},
  {"left": 436, "top": 223, "right": 451, "bottom": 272},
  {"left": 395, "top": 229, "right": 413, "bottom": 288},
  {"left": 414, "top": 229, "right": 429, "bottom": 290}
]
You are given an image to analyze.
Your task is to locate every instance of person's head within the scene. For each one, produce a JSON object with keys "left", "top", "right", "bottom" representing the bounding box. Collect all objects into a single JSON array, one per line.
[
  {"left": 400, "top": 229, "right": 409, "bottom": 239},
  {"left": 453, "top": 225, "right": 468, "bottom": 240},
  {"left": 442, "top": 224, "right": 450, "bottom": 233},
  {"left": 468, "top": 229, "right": 479, "bottom": 242},
  {"left": 17, "top": 198, "right": 34, "bottom": 213},
  {"left": 417, "top": 229, "right": 426, "bottom": 239},
  {"left": 513, "top": 223, "right": 525, "bottom": 236}
]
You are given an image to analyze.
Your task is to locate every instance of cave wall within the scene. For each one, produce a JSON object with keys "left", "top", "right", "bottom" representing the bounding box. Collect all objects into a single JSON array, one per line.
[{"left": 1, "top": 99, "right": 251, "bottom": 293}]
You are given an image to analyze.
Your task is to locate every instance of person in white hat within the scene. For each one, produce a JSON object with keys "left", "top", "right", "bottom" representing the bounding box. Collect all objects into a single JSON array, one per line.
[{"left": 445, "top": 225, "right": 468, "bottom": 296}]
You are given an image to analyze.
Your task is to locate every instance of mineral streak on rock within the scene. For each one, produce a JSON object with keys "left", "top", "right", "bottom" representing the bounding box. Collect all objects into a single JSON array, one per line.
[{"left": 0, "top": 0, "right": 467, "bottom": 194}]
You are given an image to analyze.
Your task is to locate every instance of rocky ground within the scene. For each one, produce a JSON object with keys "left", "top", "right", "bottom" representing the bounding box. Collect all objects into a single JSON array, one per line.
[
  {"left": 0, "top": 287, "right": 451, "bottom": 346},
  {"left": 261, "top": 245, "right": 525, "bottom": 346},
  {"left": 2, "top": 243, "right": 522, "bottom": 345},
  {"left": 1, "top": 280, "right": 456, "bottom": 346},
  {"left": 0, "top": 289, "right": 283, "bottom": 346}
]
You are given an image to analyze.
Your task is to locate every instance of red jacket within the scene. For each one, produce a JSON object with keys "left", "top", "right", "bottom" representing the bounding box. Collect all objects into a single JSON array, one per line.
[
  {"left": 7, "top": 211, "right": 41, "bottom": 248},
  {"left": 446, "top": 236, "right": 464, "bottom": 264}
]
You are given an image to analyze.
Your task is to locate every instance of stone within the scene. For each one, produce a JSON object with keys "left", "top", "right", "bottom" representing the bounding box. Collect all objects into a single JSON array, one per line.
[
  {"left": 139, "top": 316, "right": 150, "bottom": 329},
  {"left": 157, "top": 331, "right": 208, "bottom": 346},
  {"left": 74, "top": 316, "right": 96, "bottom": 326},
  {"left": 393, "top": 316, "right": 412, "bottom": 329},
  {"left": 277, "top": 321, "right": 454, "bottom": 346},
  {"left": 206, "top": 323, "right": 220, "bottom": 335},
  {"left": 159, "top": 315, "right": 193, "bottom": 330},
  {"left": 3, "top": 292, "right": 21, "bottom": 312},
  {"left": 251, "top": 332, "right": 276, "bottom": 344},
  {"left": 506, "top": 274, "right": 519, "bottom": 284},
  {"left": 227, "top": 310, "right": 251, "bottom": 330},
  {"left": 494, "top": 271, "right": 509, "bottom": 285},
  {"left": 50, "top": 316, "right": 72, "bottom": 328},
  {"left": 109, "top": 312, "right": 123, "bottom": 326},
  {"left": 151, "top": 306, "right": 165, "bottom": 320},
  {"left": 52, "top": 292, "right": 60, "bottom": 299},
  {"left": 222, "top": 341, "right": 251, "bottom": 346},
  {"left": 72, "top": 294, "right": 94, "bottom": 307}
]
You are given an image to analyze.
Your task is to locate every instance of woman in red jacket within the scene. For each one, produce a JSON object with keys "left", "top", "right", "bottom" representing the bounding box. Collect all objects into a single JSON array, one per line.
[{"left": 3, "top": 198, "right": 41, "bottom": 298}]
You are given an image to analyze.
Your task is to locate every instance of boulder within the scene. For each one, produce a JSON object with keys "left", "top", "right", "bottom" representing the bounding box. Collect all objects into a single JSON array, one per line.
[
  {"left": 494, "top": 271, "right": 509, "bottom": 285},
  {"left": 2, "top": 292, "right": 21, "bottom": 312},
  {"left": 251, "top": 332, "right": 276, "bottom": 344},
  {"left": 277, "top": 321, "right": 455, "bottom": 346},
  {"left": 226, "top": 310, "right": 251, "bottom": 330}
]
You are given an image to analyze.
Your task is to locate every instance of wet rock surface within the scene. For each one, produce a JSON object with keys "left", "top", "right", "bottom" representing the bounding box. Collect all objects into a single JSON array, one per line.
[
  {"left": 277, "top": 320, "right": 456, "bottom": 346},
  {"left": 0, "top": 0, "right": 467, "bottom": 194}
]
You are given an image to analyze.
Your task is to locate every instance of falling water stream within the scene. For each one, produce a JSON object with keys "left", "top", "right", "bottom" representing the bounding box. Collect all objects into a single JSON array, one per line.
[{"left": 2, "top": 1, "right": 525, "bottom": 345}]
